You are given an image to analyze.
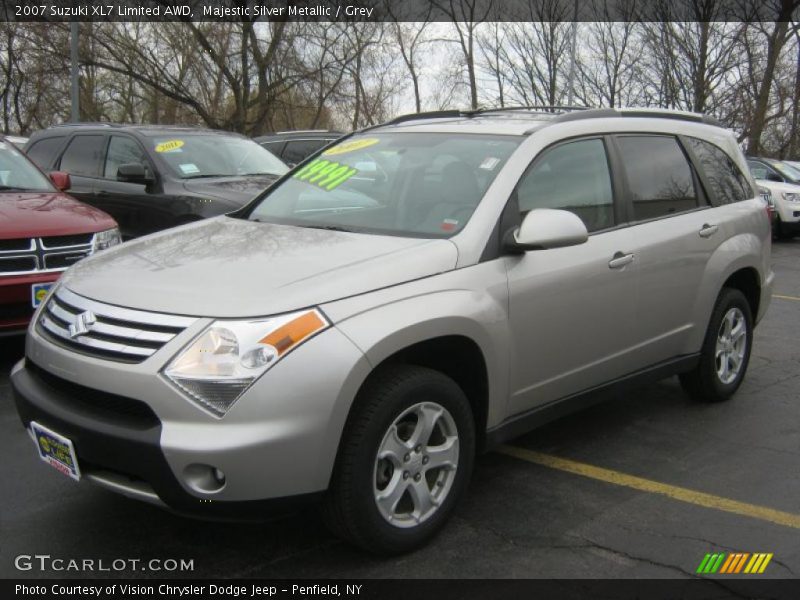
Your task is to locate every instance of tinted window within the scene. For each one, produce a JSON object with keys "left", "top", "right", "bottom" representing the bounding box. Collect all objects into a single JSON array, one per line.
[
  {"left": 104, "top": 136, "right": 149, "bottom": 179},
  {"left": 283, "top": 139, "right": 329, "bottom": 165},
  {"left": 59, "top": 135, "right": 106, "bottom": 177},
  {"left": 687, "top": 137, "right": 751, "bottom": 205},
  {"left": 516, "top": 138, "right": 615, "bottom": 232},
  {"left": 617, "top": 136, "right": 698, "bottom": 220},
  {"left": 259, "top": 141, "right": 285, "bottom": 158},
  {"left": 26, "top": 136, "right": 64, "bottom": 169}
]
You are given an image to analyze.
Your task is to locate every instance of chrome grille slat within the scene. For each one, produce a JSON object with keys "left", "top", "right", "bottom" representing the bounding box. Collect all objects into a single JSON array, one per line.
[
  {"left": 46, "top": 301, "right": 175, "bottom": 344},
  {"left": 38, "top": 287, "right": 196, "bottom": 363}
]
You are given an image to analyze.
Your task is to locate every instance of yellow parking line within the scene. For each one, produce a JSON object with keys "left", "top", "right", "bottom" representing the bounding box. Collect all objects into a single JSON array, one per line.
[
  {"left": 773, "top": 294, "right": 800, "bottom": 302},
  {"left": 497, "top": 445, "right": 800, "bottom": 530}
]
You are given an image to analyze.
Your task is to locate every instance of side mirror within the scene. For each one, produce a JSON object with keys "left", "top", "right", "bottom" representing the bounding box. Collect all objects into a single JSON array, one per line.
[
  {"left": 505, "top": 208, "right": 589, "bottom": 252},
  {"left": 49, "top": 171, "right": 71, "bottom": 191},
  {"left": 117, "top": 163, "right": 152, "bottom": 183}
]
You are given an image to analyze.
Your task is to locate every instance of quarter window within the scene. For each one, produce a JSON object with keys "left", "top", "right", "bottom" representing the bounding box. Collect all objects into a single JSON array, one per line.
[
  {"left": 516, "top": 138, "right": 615, "bottom": 232},
  {"left": 59, "top": 135, "right": 106, "bottom": 177},
  {"left": 687, "top": 137, "right": 752, "bottom": 204},
  {"left": 616, "top": 136, "right": 699, "bottom": 220},
  {"left": 104, "top": 136, "right": 149, "bottom": 179}
]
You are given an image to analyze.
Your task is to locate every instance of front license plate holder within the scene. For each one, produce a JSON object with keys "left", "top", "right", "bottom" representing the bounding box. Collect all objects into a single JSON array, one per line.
[{"left": 30, "top": 421, "right": 81, "bottom": 481}]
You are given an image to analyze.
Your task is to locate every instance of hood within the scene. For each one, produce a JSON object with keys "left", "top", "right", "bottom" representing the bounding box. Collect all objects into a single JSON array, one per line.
[
  {"left": 182, "top": 174, "right": 280, "bottom": 204},
  {"left": 61, "top": 217, "right": 459, "bottom": 317},
  {"left": 0, "top": 191, "right": 117, "bottom": 238}
]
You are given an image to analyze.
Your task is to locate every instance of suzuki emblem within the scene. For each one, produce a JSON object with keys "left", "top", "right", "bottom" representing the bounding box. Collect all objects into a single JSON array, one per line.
[{"left": 69, "top": 311, "right": 96, "bottom": 338}]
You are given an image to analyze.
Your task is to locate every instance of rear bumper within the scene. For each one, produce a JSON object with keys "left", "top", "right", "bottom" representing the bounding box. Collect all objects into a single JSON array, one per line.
[
  {"left": 0, "top": 272, "right": 60, "bottom": 334},
  {"left": 11, "top": 358, "right": 322, "bottom": 520}
]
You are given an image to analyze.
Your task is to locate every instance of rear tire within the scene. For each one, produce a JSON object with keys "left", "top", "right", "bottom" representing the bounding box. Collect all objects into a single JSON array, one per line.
[
  {"left": 679, "top": 288, "right": 753, "bottom": 403},
  {"left": 323, "top": 365, "right": 475, "bottom": 555}
]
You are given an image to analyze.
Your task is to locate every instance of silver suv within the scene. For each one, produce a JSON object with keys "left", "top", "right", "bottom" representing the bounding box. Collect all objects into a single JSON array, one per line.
[{"left": 12, "top": 108, "right": 774, "bottom": 554}]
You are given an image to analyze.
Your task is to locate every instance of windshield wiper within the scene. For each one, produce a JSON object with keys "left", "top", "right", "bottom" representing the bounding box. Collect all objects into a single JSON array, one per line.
[
  {"left": 300, "top": 224, "right": 356, "bottom": 232},
  {"left": 183, "top": 173, "right": 231, "bottom": 179},
  {"left": 0, "top": 185, "right": 30, "bottom": 191}
]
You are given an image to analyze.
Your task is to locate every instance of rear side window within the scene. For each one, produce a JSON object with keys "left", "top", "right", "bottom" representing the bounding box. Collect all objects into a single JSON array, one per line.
[
  {"left": 516, "top": 138, "right": 615, "bottom": 232},
  {"left": 59, "top": 135, "right": 106, "bottom": 177},
  {"left": 687, "top": 137, "right": 752, "bottom": 204},
  {"left": 26, "top": 137, "right": 64, "bottom": 169},
  {"left": 260, "top": 141, "right": 285, "bottom": 158},
  {"left": 616, "top": 136, "right": 698, "bottom": 221}
]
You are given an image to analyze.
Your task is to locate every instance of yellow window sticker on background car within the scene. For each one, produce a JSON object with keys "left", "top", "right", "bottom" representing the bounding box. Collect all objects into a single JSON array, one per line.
[
  {"left": 323, "top": 138, "right": 380, "bottom": 156},
  {"left": 155, "top": 140, "right": 185, "bottom": 153},
  {"left": 293, "top": 158, "right": 357, "bottom": 191}
]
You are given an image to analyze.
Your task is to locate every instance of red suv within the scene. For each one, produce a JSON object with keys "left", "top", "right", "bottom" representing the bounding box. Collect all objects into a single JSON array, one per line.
[{"left": 0, "top": 136, "right": 120, "bottom": 335}]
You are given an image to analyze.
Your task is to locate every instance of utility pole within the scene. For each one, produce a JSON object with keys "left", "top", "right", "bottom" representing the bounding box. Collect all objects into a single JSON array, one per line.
[
  {"left": 566, "top": 0, "right": 579, "bottom": 106},
  {"left": 70, "top": 22, "right": 79, "bottom": 122}
]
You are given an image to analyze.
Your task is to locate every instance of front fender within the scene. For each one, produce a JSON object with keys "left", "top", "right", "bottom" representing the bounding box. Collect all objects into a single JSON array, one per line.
[{"left": 323, "top": 260, "right": 510, "bottom": 430}]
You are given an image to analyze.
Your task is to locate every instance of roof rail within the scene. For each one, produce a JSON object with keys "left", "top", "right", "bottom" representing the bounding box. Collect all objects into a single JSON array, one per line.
[
  {"left": 480, "top": 105, "right": 589, "bottom": 114},
  {"left": 551, "top": 107, "right": 722, "bottom": 127},
  {"left": 384, "top": 110, "right": 477, "bottom": 126}
]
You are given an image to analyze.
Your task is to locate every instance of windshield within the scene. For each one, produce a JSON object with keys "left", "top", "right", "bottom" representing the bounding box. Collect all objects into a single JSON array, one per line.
[
  {"left": 0, "top": 140, "right": 54, "bottom": 192},
  {"left": 771, "top": 160, "right": 800, "bottom": 183},
  {"left": 149, "top": 134, "right": 289, "bottom": 179},
  {"left": 245, "top": 132, "right": 521, "bottom": 237}
]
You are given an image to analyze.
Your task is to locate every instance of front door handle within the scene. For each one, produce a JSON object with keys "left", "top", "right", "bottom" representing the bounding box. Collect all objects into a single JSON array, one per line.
[
  {"left": 699, "top": 223, "right": 719, "bottom": 238},
  {"left": 608, "top": 251, "right": 635, "bottom": 269}
]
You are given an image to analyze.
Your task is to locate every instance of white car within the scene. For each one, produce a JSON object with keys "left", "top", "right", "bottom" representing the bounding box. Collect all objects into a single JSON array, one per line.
[{"left": 747, "top": 157, "right": 800, "bottom": 239}]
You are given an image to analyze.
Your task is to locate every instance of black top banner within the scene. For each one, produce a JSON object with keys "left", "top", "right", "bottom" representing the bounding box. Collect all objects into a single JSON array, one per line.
[{"left": 2, "top": 0, "right": 800, "bottom": 23}]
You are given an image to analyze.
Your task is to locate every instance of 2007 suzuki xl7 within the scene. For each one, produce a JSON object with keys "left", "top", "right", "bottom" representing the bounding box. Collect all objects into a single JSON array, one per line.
[{"left": 12, "top": 108, "right": 774, "bottom": 554}]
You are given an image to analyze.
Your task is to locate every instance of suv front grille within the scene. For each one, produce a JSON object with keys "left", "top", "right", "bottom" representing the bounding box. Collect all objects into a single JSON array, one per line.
[
  {"left": 38, "top": 287, "right": 196, "bottom": 363},
  {"left": 0, "top": 235, "right": 94, "bottom": 275}
]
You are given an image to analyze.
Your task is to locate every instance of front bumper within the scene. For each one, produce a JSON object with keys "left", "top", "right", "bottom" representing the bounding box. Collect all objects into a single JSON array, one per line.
[
  {"left": 14, "top": 318, "right": 371, "bottom": 517},
  {"left": 0, "top": 272, "right": 60, "bottom": 335}
]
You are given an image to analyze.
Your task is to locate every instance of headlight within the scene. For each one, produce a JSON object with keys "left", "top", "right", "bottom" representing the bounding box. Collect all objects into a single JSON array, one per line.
[
  {"left": 164, "top": 309, "right": 329, "bottom": 417},
  {"left": 92, "top": 228, "right": 122, "bottom": 252},
  {"left": 781, "top": 192, "right": 800, "bottom": 203}
]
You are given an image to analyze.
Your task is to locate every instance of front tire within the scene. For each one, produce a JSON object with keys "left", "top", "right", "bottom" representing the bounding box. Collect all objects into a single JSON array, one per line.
[
  {"left": 323, "top": 365, "right": 475, "bottom": 555},
  {"left": 679, "top": 288, "right": 753, "bottom": 403}
]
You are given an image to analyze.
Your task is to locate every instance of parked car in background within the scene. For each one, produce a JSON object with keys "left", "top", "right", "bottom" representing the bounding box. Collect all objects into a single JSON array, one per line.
[
  {"left": 0, "top": 136, "right": 119, "bottom": 335},
  {"left": 757, "top": 185, "right": 777, "bottom": 233},
  {"left": 254, "top": 130, "right": 343, "bottom": 167},
  {"left": 12, "top": 108, "right": 772, "bottom": 554},
  {"left": 747, "top": 156, "right": 800, "bottom": 239},
  {"left": 5, "top": 135, "right": 29, "bottom": 148},
  {"left": 24, "top": 124, "right": 289, "bottom": 239}
]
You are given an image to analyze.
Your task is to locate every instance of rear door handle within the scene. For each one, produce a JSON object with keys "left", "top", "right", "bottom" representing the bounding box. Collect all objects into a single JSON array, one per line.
[
  {"left": 699, "top": 223, "right": 718, "bottom": 238},
  {"left": 608, "top": 251, "right": 635, "bottom": 269}
]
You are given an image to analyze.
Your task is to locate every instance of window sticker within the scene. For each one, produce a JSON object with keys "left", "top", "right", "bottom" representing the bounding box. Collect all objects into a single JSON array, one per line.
[
  {"left": 155, "top": 140, "right": 185, "bottom": 153},
  {"left": 322, "top": 138, "right": 380, "bottom": 156},
  {"left": 479, "top": 157, "right": 500, "bottom": 170},
  {"left": 440, "top": 218, "right": 459, "bottom": 232},
  {"left": 293, "top": 158, "right": 358, "bottom": 191},
  {"left": 179, "top": 163, "right": 200, "bottom": 175}
]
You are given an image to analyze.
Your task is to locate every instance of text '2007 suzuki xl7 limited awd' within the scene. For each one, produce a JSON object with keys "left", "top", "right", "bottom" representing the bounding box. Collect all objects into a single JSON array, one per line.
[{"left": 12, "top": 108, "right": 773, "bottom": 554}]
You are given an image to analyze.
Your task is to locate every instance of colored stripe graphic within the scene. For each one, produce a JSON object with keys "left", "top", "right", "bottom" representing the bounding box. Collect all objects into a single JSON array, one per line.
[{"left": 698, "top": 552, "right": 773, "bottom": 574}]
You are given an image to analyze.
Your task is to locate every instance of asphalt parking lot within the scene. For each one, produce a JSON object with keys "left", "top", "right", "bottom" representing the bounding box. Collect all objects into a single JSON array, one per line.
[{"left": 1, "top": 240, "right": 799, "bottom": 580}]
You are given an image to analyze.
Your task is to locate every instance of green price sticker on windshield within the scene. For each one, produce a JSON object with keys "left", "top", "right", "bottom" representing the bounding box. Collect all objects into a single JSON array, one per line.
[{"left": 293, "top": 158, "right": 357, "bottom": 191}]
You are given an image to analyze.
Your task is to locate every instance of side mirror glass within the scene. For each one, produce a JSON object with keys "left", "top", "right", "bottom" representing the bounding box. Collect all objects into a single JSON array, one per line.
[
  {"left": 117, "top": 163, "right": 152, "bottom": 183},
  {"left": 505, "top": 208, "right": 589, "bottom": 252},
  {"left": 49, "top": 171, "right": 71, "bottom": 191}
]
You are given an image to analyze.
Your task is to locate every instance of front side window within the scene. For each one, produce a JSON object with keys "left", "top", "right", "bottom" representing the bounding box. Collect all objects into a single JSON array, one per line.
[
  {"left": 104, "top": 136, "right": 150, "bottom": 179},
  {"left": 282, "top": 140, "right": 330, "bottom": 165},
  {"left": 148, "top": 134, "right": 289, "bottom": 179},
  {"left": 616, "top": 136, "right": 699, "bottom": 221},
  {"left": 516, "top": 138, "right": 615, "bottom": 232},
  {"left": 245, "top": 133, "right": 521, "bottom": 237},
  {"left": 0, "top": 140, "right": 54, "bottom": 191},
  {"left": 59, "top": 135, "right": 106, "bottom": 177},
  {"left": 687, "top": 137, "right": 752, "bottom": 205},
  {"left": 748, "top": 161, "right": 781, "bottom": 183}
]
